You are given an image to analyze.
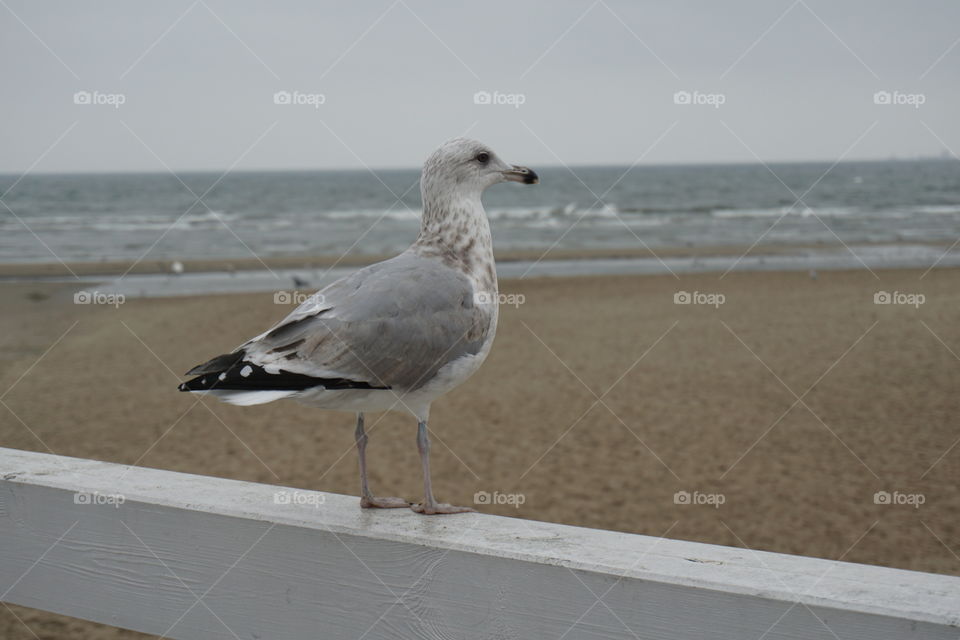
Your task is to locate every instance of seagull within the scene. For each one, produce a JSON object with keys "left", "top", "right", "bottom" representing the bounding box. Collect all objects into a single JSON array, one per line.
[
  {"left": 178, "top": 138, "right": 538, "bottom": 514},
  {"left": 291, "top": 274, "right": 310, "bottom": 289}
]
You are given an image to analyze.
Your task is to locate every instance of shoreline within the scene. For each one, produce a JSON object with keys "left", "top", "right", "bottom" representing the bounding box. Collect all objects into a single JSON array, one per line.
[
  {"left": 1, "top": 240, "right": 955, "bottom": 279},
  {"left": 3, "top": 241, "right": 957, "bottom": 300}
]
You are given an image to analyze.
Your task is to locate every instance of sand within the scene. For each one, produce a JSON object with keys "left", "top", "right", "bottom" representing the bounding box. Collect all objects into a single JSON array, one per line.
[
  {"left": 2, "top": 267, "right": 959, "bottom": 638},
  {"left": 2, "top": 241, "right": 949, "bottom": 277}
]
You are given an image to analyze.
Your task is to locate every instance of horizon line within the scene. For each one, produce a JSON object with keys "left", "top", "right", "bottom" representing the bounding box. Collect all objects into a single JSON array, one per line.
[{"left": 0, "top": 154, "right": 956, "bottom": 177}]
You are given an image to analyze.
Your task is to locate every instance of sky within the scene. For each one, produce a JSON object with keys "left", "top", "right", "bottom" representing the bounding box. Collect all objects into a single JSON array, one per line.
[{"left": 1, "top": 0, "right": 959, "bottom": 173}]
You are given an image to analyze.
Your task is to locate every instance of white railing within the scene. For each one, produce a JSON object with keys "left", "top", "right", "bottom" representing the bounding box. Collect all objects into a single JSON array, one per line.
[{"left": 1, "top": 446, "right": 957, "bottom": 639}]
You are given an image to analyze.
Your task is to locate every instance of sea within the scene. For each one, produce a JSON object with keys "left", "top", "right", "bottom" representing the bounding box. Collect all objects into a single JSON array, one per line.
[{"left": 1, "top": 159, "right": 959, "bottom": 265}]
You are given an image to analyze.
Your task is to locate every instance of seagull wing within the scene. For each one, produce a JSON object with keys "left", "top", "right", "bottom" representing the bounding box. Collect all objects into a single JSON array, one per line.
[{"left": 179, "top": 252, "right": 492, "bottom": 394}]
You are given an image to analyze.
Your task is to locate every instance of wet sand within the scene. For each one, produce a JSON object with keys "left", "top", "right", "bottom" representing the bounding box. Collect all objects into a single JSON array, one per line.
[{"left": 2, "top": 241, "right": 950, "bottom": 278}]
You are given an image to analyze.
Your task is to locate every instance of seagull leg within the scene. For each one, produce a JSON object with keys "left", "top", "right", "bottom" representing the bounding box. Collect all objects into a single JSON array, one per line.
[
  {"left": 411, "top": 420, "right": 475, "bottom": 515},
  {"left": 355, "top": 412, "right": 408, "bottom": 509}
]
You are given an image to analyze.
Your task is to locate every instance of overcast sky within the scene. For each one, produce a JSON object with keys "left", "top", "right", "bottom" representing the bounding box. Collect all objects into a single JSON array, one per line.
[{"left": 2, "top": 0, "right": 959, "bottom": 173}]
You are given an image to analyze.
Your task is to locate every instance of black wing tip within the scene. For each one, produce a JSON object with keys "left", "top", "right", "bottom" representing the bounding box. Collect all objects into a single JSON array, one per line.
[
  {"left": 177, "top": 360, "right": 390, "bottom": 393},
  {"left": 178, "top": 377, "right": 211, "bottom": 392},
  {"left": 184, "top": 350, "right": 246, "bottom": 377}
]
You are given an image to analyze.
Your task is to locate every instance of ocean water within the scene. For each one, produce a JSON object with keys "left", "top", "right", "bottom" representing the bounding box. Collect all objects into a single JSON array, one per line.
[{"left": 1, "top": 160, "right": 958, "bottom": 264}]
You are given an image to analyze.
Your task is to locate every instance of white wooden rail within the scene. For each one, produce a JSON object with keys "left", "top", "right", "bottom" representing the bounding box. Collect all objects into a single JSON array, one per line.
[{"left": 1, "top": 447, "right": 957, "bottom": 639}]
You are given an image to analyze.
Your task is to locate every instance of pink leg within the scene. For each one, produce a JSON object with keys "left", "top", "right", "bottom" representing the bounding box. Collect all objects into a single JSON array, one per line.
[
  {"left": 411, "top": 420, "right": 474, "bottom": 515},
  {"left": 355, "top": 413, "right": 408, "bottom": 508}
]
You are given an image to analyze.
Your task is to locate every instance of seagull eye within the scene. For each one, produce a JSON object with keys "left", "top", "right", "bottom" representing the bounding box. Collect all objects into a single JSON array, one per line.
[{"left": 476, "top": 152, "right": 490, "bottom": 164}]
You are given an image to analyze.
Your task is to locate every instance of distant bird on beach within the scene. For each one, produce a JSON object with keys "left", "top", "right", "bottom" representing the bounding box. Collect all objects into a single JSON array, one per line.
[
  {"left": 179, "top": 138, "right": 538, "bottom": 514},
  {"left": 291, "top": 274, "right": 310, "bottom": 289}
]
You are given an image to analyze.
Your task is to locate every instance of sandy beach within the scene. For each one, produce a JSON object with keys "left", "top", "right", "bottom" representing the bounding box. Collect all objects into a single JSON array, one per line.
[{"left": 2, "top": 266, "right": 959, "bottom": 637}]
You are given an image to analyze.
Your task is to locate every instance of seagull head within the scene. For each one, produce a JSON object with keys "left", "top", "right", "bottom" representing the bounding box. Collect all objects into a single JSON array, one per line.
[{"left": 422, "top": 138, "right": 538, "bottom": 202}]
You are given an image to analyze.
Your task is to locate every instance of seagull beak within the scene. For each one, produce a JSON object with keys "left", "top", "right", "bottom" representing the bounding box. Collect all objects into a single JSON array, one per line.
[{"left": 502, "top": 165, "right": 539, "bottom": 185}]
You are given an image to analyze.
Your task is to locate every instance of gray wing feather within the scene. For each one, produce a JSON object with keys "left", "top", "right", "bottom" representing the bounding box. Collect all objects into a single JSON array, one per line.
[{"left": 241, "top": 252, "right": 491, "bottom": 390}]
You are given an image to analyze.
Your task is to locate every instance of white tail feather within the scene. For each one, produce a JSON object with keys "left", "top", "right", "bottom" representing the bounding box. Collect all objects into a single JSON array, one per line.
[{"left": 189, "top": 389, "right": 297, "bottom": 406}]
